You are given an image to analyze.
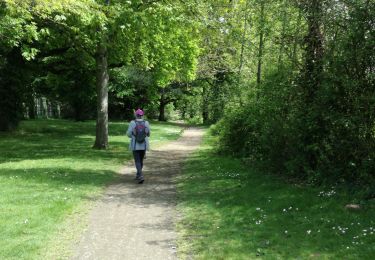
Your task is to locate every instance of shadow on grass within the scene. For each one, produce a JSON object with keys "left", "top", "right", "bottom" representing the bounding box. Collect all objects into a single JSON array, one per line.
[
  {"left": 0, "top": 119, "right": 187, "bottom": 259},
  {"left": 0, "top": 119, "right": 185, "bottom": 164},
  {"left": 178, "top": 151, "right": 375, "bottom": 259},
  {"left": 0, "top": 120, "right": 130, "bottom": 164},
  {"left": 0, "top": 167, "right": 118, "bottom": 187}
]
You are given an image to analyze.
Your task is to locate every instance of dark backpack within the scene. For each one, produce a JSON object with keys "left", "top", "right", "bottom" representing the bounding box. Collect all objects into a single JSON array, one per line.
[{"left": 134, "top": 121, "right": 147, "bottom": 143}]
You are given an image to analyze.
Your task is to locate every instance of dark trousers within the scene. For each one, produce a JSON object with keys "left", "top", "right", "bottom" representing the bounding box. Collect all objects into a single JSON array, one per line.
[{"left": 133, "top": 150, "right": 146, "bottom": 179}]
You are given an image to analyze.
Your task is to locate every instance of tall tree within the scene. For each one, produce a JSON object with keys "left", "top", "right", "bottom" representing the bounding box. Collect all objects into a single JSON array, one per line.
[
  {"left": 93, "top": 0, "right": 110, "bottom": 149},
  {"left": 256, "top": 0, "right": 266, "bottom": 85},
  {"left": 298, "top": 0, "right": 324, "bottom": 171}
]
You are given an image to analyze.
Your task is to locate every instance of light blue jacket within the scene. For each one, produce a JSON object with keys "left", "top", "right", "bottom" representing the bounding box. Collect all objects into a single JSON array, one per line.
[{"left": 126, "top": 119, "right": 150, "bottom": 151}]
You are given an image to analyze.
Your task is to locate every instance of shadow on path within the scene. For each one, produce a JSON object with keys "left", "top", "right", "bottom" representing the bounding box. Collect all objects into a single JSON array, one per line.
[{"left": 72, "top": 128, "right": 204, "bottom": 260}]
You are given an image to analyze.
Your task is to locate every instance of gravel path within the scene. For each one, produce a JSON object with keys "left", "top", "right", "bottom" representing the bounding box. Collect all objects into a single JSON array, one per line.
[{"left": 72, "top": 128, "right": 204, "bottom": 260}]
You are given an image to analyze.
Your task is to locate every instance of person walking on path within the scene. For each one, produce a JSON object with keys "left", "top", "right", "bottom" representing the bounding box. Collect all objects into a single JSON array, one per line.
[{"left": 126, "top": 108, "right": 150, "bottom": 184}]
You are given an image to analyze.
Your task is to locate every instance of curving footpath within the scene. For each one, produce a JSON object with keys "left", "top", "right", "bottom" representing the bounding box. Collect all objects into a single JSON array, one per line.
[{"left": 72, "top": 127, "right": 204, "bottom": 260}]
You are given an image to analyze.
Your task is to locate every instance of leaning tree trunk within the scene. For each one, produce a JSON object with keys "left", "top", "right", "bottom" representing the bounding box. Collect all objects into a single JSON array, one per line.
[{"left": 93, "top": 43, "right": 109, "bottom": 149}]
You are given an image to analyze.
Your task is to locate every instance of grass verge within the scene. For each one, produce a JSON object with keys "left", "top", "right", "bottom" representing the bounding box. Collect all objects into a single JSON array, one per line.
[
  {"left": 0, "top": 119, "right": 183, "bottom": 259},
  {"left": 177, "top": 132, "right": 375, "bottom": 259}
]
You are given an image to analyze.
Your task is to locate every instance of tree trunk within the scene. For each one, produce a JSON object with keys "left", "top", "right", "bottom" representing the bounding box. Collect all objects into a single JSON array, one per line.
[
  {"left": 257, "top": 0, "right": 265, "bottom": 85},
  {"left": 239, "top": 0, "right": 250, "bottom": 73},
  {"left": 93, "top": 43, "right": 109, "bottom": 149},
  {"left": 304, "top": 0, "right": 324, "bottom": 99},
  {"left": 158, "top": 104, "right": 166, "bottom": 121},
  {"left": 158, "top": 98, "right": 166, "bottom": 121},
  {"left": 39, "top": 97, "right": 47, "bottom": 118},
  {"left": 28, "top": 94, "right": 36, "bottom": 119},
  {"left": 51, "top": 101, "right": 60, "bottom": 118},
  {"left": 202, "top": 84, "right": 209, "bottom": 123},
  {"left": 300, "top": 0, "right": 324, "bottom": 171},
  {"left": 278, "top": 3, "right": 288, "bottom": 71},
  {"left": 47, "top": 100, "right": 53, "bottom": 118},
  {"left": 292, "top": 11, "right": 302, "bottom": 68}
]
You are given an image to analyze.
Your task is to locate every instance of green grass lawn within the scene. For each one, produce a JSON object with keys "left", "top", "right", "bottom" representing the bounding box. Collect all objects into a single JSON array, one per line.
[
  {"left": 0, "top": 119, "right": 183, "bottom": 260},
  {"left": 177, "top": 132, "right": 375, "bottom": 259}
]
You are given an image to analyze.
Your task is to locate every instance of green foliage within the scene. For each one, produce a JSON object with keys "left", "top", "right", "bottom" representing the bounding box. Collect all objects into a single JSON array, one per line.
[
  {"left": 0, "top": 0, "right": 201, "bottom": 127},
  {"left": 215, "top": 69, "right": 295, "bottom": 166},
  {"left": 176, "top": 85, "right": 203, "bottom": 123},
  {"left": 108, "top": 66, "right": 152, "bottom": 119},
  {"left": 213, "top": 0, "right": 374, "bottom": 193}
]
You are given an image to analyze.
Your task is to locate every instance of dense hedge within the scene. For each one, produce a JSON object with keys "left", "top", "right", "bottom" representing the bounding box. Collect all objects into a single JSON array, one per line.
[{"left": 213, "top": 67, "right": 374, "bottom": 197}]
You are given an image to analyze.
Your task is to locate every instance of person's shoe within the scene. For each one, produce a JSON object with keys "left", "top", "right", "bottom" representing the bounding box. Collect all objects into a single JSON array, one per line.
[{"left": 138, "top": 178, "right": 144, "bottom": 184}]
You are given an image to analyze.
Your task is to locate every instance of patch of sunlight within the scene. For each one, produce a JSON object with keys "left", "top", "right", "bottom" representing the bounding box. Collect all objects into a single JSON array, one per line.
[
  {"left": 109, "top": 136, "right": 128, "bottom": 141},
  {"left": 0, "top": 158, "right": 114, "bottom": 170},
  {"left": 74, "top": 135, "right": 95, "bottom": 139}
]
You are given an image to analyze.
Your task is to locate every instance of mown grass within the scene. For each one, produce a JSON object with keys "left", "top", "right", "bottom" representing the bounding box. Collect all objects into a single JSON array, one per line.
[
  {"left": 0, "top": 119, "right": 183, "bottom": 260},
  {"left": 177, "top": 132, "right": 375, "bottom": 259}
]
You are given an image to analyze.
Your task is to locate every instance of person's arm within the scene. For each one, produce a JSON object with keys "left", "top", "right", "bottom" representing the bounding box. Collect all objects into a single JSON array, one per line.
[
  {"left": 126, "top": 121, "right": 134, "bottom": 138},
  {"left": 146, "top": 121, "right": 151, "bottom": 137}
]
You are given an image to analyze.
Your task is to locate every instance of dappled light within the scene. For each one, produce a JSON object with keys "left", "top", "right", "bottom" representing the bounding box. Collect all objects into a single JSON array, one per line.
[
  {"left": 0, "top": 119, "right": 183, "bottom": 259},
  {"left": 178, "top": 140, "right": 375, "bottom": 259},
  {"left": 0, "top": 0, "right": 373, "bottom": 258}
]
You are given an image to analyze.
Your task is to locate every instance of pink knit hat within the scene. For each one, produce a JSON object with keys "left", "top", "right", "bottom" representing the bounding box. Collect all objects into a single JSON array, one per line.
[{"left": 135, "top": 109, "right": 144, "bottom": 116}]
